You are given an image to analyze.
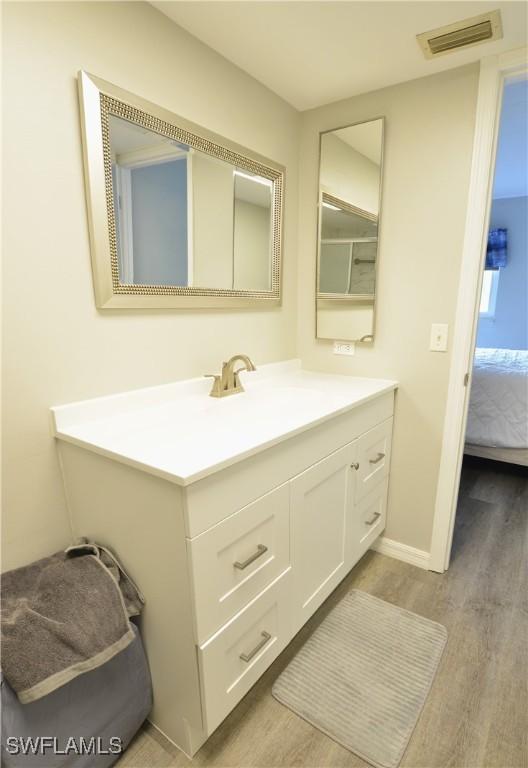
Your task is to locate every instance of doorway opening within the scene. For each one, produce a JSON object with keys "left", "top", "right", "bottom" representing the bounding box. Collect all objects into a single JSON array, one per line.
[
  {"left": 453, "top": 73, "right": 527, "bottom": 565},
  {"left": 430, "top": 51, "right": 528, "bottom": 573}
]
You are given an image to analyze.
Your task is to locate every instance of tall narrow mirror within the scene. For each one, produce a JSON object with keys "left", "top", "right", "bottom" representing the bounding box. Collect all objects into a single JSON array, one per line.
[{"left": 316, "top": 118, "right": 384, "bottom": 342}]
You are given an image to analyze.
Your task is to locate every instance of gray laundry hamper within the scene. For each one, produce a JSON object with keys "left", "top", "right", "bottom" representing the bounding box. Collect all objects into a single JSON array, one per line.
[{"left": 1, "top": 622, "right": 152, "bottom": 768}]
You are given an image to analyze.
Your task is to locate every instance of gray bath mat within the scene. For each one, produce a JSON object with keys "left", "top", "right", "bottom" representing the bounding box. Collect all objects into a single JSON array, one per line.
[{"left": 272, "top": 590, "right": 447, "bottom": 768}]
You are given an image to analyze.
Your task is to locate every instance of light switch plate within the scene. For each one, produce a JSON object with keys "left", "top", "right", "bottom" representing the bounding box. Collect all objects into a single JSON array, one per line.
[
  {"left": 430, "top": 323, "right": 449, "bottom": 352},
  {"left": 333, "top": 341, "right": 355, "bottom": 356}
]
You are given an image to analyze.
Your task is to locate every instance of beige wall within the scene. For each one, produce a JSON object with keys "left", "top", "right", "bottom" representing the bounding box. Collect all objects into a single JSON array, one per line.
[
  {"left": 192, "top": 154, "right": 234, "bottom": 289},
  {"left": 320, "top": 133, "right": 380, "bottom": 215},
  {"left": 1, "top": 2, "right": 299, "bottom": 571},
  {"left": 233, "top": 199, "right": 271, "bottom": 290},
  {"left": 298, "top": 65, "right": 479, "bottom": 552},
  {"left": 317, "top": 300, "right": 374, "bottom": 342},
  {"left": 2, "top": 2, "right": 481, "bottom": 569}
]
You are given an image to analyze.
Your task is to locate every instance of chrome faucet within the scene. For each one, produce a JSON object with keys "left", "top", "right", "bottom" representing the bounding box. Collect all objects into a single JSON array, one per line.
[{"left": 205, "top": 354, "right": 256, "bottom": 398}]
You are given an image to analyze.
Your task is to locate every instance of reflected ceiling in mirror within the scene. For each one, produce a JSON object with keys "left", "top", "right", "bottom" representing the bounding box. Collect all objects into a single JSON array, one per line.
[
  {"left": 316, "top": 118, "right": 384, "bottom": 343},
  {"left": 78, "top": 71, "right": 283, "bottom": 308}
]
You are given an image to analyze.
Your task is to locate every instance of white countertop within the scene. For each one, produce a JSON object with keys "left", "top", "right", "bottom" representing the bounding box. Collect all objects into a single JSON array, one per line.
[{"left": 50, "top": 360, "right": 397, "bottom": 486}]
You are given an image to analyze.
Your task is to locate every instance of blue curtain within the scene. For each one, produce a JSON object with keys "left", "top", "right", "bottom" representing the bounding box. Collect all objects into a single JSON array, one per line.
[{"left": 486, "top": 228, "right": 507, "bottom": 269}]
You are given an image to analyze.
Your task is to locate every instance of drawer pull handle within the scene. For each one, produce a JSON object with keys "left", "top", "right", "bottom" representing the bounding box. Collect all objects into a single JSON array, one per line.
[
  {"left": 234, "top": 544, "right": 268, "bottom": 570},
  {"left": 365, "top": 511, "right": 381, "bottom": 526},
  {"left": 350, "top": 462, "right": 360, "bottom": 470},
  {"left": 240, "top": 631, "right": 272, "bottom": 663},
  {"left": 369, "top": 452, "right": 385, "bottom": 465}
]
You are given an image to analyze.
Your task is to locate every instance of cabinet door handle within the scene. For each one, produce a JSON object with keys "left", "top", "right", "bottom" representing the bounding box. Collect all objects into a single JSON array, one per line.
[
  {"left": 369, "top": 452, "right": 385, "bottom": 465},
  {"left": 240, "top": 631, "right": 272, "bottom": 662},
  {"left": 234, "top": 544, "right": 268, "bottom": 570},
  {"left": 365, "top": 511, "right": 381, "bottom": 526},
  {"left": 350, "top": 462, "right": 360, "bottom": 470}
]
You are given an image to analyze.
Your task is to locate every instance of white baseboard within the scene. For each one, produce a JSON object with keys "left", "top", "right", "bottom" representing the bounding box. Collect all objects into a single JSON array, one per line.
[{"left": 371, "top": 536, "right": 431, "bottom": 570}]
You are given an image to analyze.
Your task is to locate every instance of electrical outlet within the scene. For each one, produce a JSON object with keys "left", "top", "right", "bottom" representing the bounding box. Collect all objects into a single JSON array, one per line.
[
  {"left": 430, "top": 323, "right": 449, "bottom": 352},
  {"left": 333, "top": 341, "right": 355, "bottom": 356}
]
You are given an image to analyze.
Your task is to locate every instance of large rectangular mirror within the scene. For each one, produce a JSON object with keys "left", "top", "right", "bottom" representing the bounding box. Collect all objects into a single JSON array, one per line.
[
  {"left": 79, "top": 72, "right": 283, "bottom": 309},
  {"left": 316, "top": 118, "right": 384, "bottom": 342}
]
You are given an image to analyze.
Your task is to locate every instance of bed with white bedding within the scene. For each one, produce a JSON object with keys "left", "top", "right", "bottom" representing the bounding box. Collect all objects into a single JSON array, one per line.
[{"left": 465, "top": 348, "right": 528, "bottom": 466}]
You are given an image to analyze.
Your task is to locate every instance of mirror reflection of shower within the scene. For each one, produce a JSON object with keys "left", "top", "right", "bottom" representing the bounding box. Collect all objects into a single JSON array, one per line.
[{"left": 319, "top": 195, "right": 378, "bottom": 296}]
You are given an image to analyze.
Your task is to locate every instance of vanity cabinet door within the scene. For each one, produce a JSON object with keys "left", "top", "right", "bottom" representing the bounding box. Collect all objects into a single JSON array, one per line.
[{"left": 291, "top": 442, "right": 357, "bottom": 631}]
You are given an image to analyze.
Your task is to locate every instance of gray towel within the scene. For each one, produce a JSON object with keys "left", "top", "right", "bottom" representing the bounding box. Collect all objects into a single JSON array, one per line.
[{"left": 1, "top": 542, "right": 144, "bottom": 704}]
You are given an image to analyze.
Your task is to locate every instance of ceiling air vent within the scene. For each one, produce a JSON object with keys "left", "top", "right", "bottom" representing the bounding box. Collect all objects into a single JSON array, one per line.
[{"left": 417, "top": 10, "right": 503, "bottom": 59}]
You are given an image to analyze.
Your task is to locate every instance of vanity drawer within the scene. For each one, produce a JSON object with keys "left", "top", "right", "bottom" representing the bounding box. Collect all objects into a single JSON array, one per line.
[
  {"left": 199, "top": 569, "right": 292, "bottom": 735},
  {"left": 188, "top": 483, "right": 290, "bottom": 643},
  {"left": 355, "top": 418, "right": 392, "bottom": 502},
  {"left": 347, "top": 478, "right": 388, "bottom": 565}
]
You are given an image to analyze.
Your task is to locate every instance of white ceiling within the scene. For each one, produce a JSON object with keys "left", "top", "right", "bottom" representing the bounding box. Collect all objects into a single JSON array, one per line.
[
  {"left": 493, "top": 77, "right": 528, "bottom": 199},
  {"left": 109, "top": 115, "right": 174, "bottom": 154},
  {"left": 152, "top": 1, "right": 527, "bottom": 110}
]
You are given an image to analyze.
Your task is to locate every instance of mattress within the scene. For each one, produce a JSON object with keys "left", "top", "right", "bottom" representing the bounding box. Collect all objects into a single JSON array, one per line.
[
  {"left": 464, "top": 443, "right": 528, "bottom": 466},
  {"left": 466, "top": 348, "right": 528, "bottom": 449}
]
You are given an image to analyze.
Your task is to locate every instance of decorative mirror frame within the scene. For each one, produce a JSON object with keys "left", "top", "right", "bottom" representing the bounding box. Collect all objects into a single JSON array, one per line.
[
  {"left": 315, "top": 117, "right": 385, "bottom": 342},
  {"left": 78, "top": 71, "right": 284, "bottom": 308}
]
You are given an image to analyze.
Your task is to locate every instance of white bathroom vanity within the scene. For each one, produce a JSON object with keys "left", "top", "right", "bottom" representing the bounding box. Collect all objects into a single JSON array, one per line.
[{"left": 51, "top": 360, "right": 397, "bottom": 756}]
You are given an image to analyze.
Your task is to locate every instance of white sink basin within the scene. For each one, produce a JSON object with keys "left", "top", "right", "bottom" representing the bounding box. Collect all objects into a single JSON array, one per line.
[{"left": 51, "top": 360, "right": 397, "bottom": 485}]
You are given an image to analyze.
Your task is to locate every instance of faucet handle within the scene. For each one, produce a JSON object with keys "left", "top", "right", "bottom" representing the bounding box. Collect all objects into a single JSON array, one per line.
[{"left": 204, "top": 374, "right": 223, "bottom": 397}]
